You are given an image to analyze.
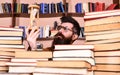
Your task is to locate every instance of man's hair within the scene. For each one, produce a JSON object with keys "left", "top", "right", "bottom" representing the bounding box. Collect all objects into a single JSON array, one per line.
[{"left": 60, "top": 16, "right": 81, "bottom": 36}]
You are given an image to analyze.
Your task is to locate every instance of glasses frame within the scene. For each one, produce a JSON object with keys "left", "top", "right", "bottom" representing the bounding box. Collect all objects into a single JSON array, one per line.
[{"left": 57, "top": 25, "right": 74, "bottom": 33}]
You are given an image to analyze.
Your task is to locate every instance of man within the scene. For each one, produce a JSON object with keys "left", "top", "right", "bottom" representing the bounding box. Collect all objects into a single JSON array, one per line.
[{"left": 24, "top": 16, "right": 81, "bottom": 51}]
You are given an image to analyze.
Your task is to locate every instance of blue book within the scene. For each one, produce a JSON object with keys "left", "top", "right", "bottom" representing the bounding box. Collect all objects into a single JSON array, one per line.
[
  {"left": 40, "top": 3, "right": 49, "bottom": 14},
  {"left": 39, "top": 26, "right": 43, "bottom": 38},
  {"left": 44, "top": 3, "right": 49, "bottom": 14},
  {"left": 75, "top": 3, "right": 82, "bottom": 13},
  {"left": 59, "top": 2, "right": 65, "bottom": 13},
  {"left": 40, "top": 3, "right": 45, "bottom": 14},
  {"left": 51, "top": 3, "right": 56, "bottom": 13},
  {"left": 19, "top": 26, "right": 26, "bottom": 39}
]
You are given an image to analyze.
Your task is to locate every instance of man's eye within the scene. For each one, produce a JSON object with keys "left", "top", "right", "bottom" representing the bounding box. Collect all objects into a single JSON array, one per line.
[{"left": 63, "top": 27, "right": 67, "bottom": 30}]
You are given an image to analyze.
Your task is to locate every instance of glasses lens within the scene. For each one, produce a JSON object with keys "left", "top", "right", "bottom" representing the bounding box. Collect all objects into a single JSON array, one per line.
[
  {"left": 57, "top": 26, "right": 73, "bottom": 32},
  {"left": 57, "top": 26, "right": 62, "bottom": 30}
]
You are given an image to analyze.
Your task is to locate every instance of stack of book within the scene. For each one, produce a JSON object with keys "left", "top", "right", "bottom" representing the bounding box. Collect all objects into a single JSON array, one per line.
[
  {"left": 84, "top": 9, "right": 120, "bottom": 75},
  {"left": 6, "top": 51, "right": 52, "bottom": 74},
  {"left": 0, "top": 51, "right": 14, "bottom": 72},
  {"left": 33, "top": 44, "right": 95, "bottom": 75},
  {"left": 0, "top": 27, "right": 25, "bottom": 51},
  {"left": 0, "top": 27, "right": 25, "bottom": 73}
]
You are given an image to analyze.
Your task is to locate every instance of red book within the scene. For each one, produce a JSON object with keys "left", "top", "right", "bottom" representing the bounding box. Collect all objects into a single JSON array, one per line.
[{"left": 106, "top": 4, "right": 118, "bottom": 10}]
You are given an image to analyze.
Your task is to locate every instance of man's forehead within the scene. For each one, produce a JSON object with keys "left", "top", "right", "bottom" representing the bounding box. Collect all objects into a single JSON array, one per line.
[{"left": 61, "top": 22, "right": 73, "bottom": 28}]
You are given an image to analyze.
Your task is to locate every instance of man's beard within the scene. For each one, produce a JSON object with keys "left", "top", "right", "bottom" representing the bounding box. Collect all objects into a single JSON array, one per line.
[{"left": 51, "top": 32, "right": 72, "bottom": 48}]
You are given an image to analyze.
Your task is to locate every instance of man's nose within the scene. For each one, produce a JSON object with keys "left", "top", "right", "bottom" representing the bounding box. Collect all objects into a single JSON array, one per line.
[{"left": 58, "top": 28, "right": 64, "bottom": 33}]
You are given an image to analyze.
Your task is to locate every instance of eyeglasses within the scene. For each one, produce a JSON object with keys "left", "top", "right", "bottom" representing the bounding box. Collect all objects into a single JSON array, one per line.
[{"left": 57, "top": 25, "right": 73, "bottom": 32}]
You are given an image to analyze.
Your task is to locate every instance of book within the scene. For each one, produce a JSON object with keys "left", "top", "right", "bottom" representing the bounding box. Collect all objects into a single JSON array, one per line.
[
  {"left": 6, "top": 62, "right": 36, "bottom": 66},
  {"left": 0, "top": 36, "right": 22, "bottom": 40},
  {"left": 0, "top": 73, "right": 31, "bottom": 75},
  {"left": 95, "top": 2, "right": 105, "bottom": 11},
  {"left": 11, "top": 58, "right": 48, "bottom": 62},
  {"left": 33, "top": 71, "right": 94, "bottom": 75},
  {"left": 106, "top": 4, "right": 118, "bottom": 10},
  {"left": 15, "top": 51, "right": 52, "bottom": 59},
  {"left": 0, "top": 44, "right": 25, "bottom": 48},
  {"left": 85, "top": 22, "right": 120, "bottom": 32},
  {"left": 53, "top": 49, "right": 94, "bottom": 58},
  {"left": 75, "top": 3, "right": 82, "bottom": 13},
  {"left": 8, "top": 66, "right": 35, "bottom": 73},
  {"left": 0, "top": 66, "right": 8, "bottom": 71},
  {"left": 0, "top": 47, "right": 25, "bottom": 51},
  {"left": 85, "top": 9, "right": 120, "bottom": 16},
  {"left": 94, "top": 43, "right": 120, "bottom": 51},
  {"left": 0, "top": 27, "right": 23, "bottom": 31},
  {"left": 84, "top": 9, "right": 120, "bottom": 19},
  {"left": 0, "top": 51, "right": 14, "bottom": 57},
  {"left": 0, "top": 61, "right": 9, "bottom": 66},
  {"left": 54, "top": 44, "right": 94, "bottom": 50},
  {"left": 37, "top": 60, "right": 92, "bottom": 69},
  {"left": 85, "top": 29, "right": 120, "bottom": 35},
  {"left": 94, "top": 50, "right": 120, "bottom": 57},
  {"left": 82, "top": 2, "right": 89, "bottom": 13},
  {"left": 34, "top": 67, "right": 88, "bottom": 75},
  {"left": 53, "top": 57, "right": 95, "bottom": 65},
  {"left": 86, "top": 32, "right": 120, "bottom": 41},
  {"left": 96, "top": 64, "right": 120, "bottom": 72},
  {"left": 84, "top": 16, "right": 120, "bottom": 26},
  {"left": 0, "top": 31, "right": 23, "bottom": 36},
  {"left": 95, "top": 57, "right": 120, "bottom": 64},
  {"left": 85, "top": 38, "right": 120, "bottom": 44},
  {"left": 0, "top": 39, "right": 22, "bottom": 45},
  {"left": 0, "top": 58, "right": 10, "bottom": 61},
  {"left": 94, "top": 71, "right": 120, "bottom": 75}
]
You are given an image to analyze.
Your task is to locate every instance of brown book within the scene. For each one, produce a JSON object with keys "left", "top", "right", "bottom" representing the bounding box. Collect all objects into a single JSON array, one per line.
[
  {"left": 0, "top": 51, "right": 14, "bottom": 57},
  {"left": 0, "top": 66, "right": 8, "bottom": 71},
  {"left": 96, "top": 64, "right": 120, "bottom": 72},
  {"left": 0, "top": 31, "right": 23, "bottom": 36},
  {"left": 0, "top": 27, "right": 23, "bottom": 37},
  {"left": 94, "top": 50, "right": 120, "bottom": 57},
  {"left": 53, "top": 57, "right": 95, "bottom": 65},
  {"left": 15, "top": 51, "right": 52, "bottom": 59},
  {"left": 8, "top": 66, "right": 35, "bottom": 73},
  {"left": 33, "top": 71, "right": 94, "bottom": 75},
  {"left": 11, "top": 58, "right": 48, "bottom": 62},
  {"left": 0, "top": 73, "right": 32, "bottom": 75},
  {"left": 84, "top": 16, "right": 120, "bottom": 26},
  {"left": 85, "top": 29, "right": 120, "bottom": 35},
  {"left": 0, "top": 47, "right": 25, "bottom": 51},
  {"left": 85, "top": 38, "right": 120, "bottom": 44},
  {"left": 94, "top": 43, "right": 120, "bottom": 51},
  {"left": 85, "top": 22, "right": 120, "bottom": 32},
  {"left": 0, "top": 58, "right": 10, "bottom": 61},
  {"left": 34, "top": 67, "right": 93, "bottom": 75},
  {"left": 84, "top": 9, "right": 120, "bottom": 20},
  {"left": 6, "top": 62, "right": 36, "bottom": 66},
  {"left": 37, "top": 60, "right": 92, "bottom": 69},
  {"left": 0, "top": 27, "right": 23, "bottom": 31},
  {"left": 0, "top": 44, "right": 25, "bottom": 49},
  {"left": 0, "top": 61, "right": 9, "bottom": 66},
  {"left": 85, "top": 9, "right": 120, "bottom": 16},
  {"left": 95, "top": 57, "right": 120, "bottom": 64},
  {"left": 53, "top": 49, "right": 94, "bottom": 58},
  {"left": 0, "top": 40, "right": 22, "bottom": 45},
  {"left": 0, "top": 36, "right": 22, "bottom": 45},
  {"left": 86, "top": 32, "right": 120, "bottom": 41},
  {"left": 94, "top": 71, "right": 120, "bottom": 75},
  {"left": 54, "top": 44, "right": 94, "bottom": 50}
]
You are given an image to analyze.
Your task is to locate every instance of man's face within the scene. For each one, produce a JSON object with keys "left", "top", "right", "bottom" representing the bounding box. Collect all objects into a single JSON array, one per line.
[{"left": 52, "top": 23, "right": 74, "bottom": 45}]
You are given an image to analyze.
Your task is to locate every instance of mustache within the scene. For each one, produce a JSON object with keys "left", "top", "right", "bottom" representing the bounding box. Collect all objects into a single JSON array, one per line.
[{"left": 54, "top": 32, "right": 65, "bottom": 39}]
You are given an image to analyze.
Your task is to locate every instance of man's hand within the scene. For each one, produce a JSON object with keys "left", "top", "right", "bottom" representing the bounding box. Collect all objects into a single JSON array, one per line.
[{"left": 26, "top": 26, "right": 39, "bottom": 50}]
